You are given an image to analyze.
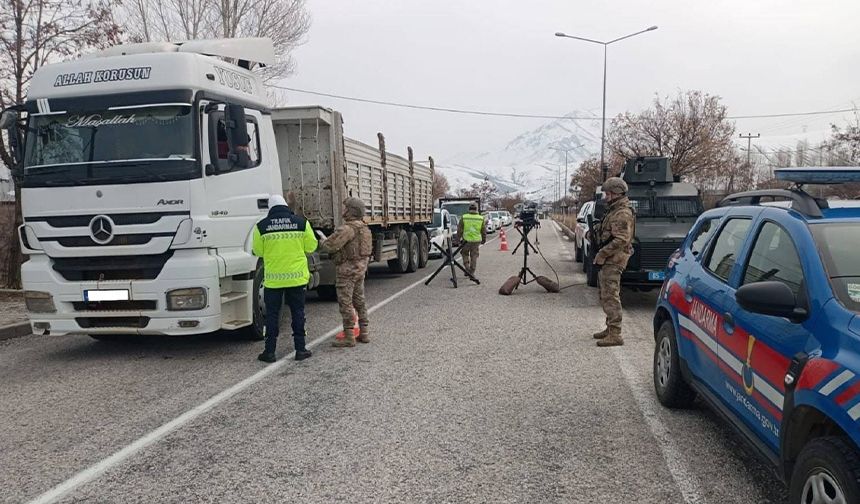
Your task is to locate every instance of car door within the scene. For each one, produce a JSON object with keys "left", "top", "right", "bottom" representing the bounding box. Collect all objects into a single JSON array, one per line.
[
  {"left": 723, "top": 218, "right": 814, "bottom": 452},
  {"left": 682, "top": 215, "right": 755, "bottom": 395},
  {"left": 668, "top": 215, "right": 721, "bottom": 383}
]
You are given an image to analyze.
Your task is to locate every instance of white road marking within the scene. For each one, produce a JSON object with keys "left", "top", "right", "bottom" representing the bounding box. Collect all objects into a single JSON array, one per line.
[
  {"left": 25, "top": 273, "right": 436, "bottom": 504},
  {"left": 614, "top": 347, "right": 704, "bottom": 504},
  {"left": 820, "top": 370, "right": 855, "bottom": 396}
]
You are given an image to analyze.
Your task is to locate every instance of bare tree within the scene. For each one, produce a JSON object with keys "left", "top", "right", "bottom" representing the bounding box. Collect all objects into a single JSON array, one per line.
[
  {"left": 432, "top": 171, "right": 450, "bottom": 201},
  {"left": 607, "top": 90, "right": 741, "bottom": 192},
  {"left": 123, "top": 0, "right": 311, "bottom": 81},
  {"left": 0, "top": 0, "right": 120, "bottom": 288}
]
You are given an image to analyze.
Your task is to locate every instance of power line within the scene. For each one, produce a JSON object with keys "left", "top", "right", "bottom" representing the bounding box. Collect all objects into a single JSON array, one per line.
[{"left": 271, "top": 84, "right": 858, "bottom": 121}]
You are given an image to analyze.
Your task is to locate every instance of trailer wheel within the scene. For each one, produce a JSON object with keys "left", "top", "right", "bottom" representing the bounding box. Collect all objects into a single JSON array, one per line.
[
  {"left": 388, "top": 229, "right": 410, "bottom": 273},
  {"left": 406, "top": 231, "right": 420, "bottom": 272},
  {"left": 317, "top": 285, "right": 338, "bottom": 301},
  {"left": 417, "top": 231, "right": 430, "bottom": 269}
]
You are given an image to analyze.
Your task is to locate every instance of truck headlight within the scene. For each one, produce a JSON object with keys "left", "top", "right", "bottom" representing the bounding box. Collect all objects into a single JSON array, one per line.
[
  {"left": 166, "top": 288, "right": 207, "bottom": 311},
  {"left": 24, "top": 291, "right": 56, "bottom": 313}
]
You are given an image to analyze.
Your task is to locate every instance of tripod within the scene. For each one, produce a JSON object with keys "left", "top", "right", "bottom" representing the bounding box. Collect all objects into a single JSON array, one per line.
[
  {"left": 511, "top": 222, "right": 540, "bottom": 287},
  {"left": 425, "top": 237, "right": 480, "bottom": 288}
]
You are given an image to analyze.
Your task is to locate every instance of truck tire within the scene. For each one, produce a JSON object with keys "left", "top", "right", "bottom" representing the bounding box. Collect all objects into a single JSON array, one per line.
[
  {"left": 417, "top": 231, "right": 430, "bottom": 268},
  {"left": 586, "top": 258, "right": 599, "bottom": 287},
  {"left": 406, "top": 231, "right": 419, "bottom": 273},
  {"left": 653, "top": 320, "right": 696, "bottom": 408},
  {"left": 790, "top": 437, "right": 860, "bottom": 504},
  {"left": 387, "top": 229, "right": 410, "bottom": 273},
  {"left": 317, "top": 285, "right": 338, "bottom": 301},
  {"left": 243, "top": 263, "right": 266, "bottom": 341}
]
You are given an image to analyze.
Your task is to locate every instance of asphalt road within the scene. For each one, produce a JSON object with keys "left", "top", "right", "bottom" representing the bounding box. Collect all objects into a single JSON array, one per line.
[{"left": 0, "top": 223, "right": 789, "bottom": 504}]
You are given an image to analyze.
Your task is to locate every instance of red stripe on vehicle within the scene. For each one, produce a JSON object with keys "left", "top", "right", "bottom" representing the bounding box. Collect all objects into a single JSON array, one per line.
[
  {"left": 835, "top": 380, "right": 860, "bottom": 406},
  {"left": 797, "top": 359, "right": 841, "bottom": 391}
]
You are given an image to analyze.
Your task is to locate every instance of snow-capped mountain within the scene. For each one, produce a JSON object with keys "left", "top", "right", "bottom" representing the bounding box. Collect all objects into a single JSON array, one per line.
[{"left": 436, "top": 111, "right": 602, "bottom": 200}]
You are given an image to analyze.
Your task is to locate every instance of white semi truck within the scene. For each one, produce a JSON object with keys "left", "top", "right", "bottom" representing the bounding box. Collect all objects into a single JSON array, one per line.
[{"left": 3, "top": 38, "right": 433, "bottom": 339}]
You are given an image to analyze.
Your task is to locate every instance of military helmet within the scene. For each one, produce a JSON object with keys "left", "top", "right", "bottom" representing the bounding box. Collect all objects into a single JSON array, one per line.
[
  {"left": 343, "top": 197, "right": 366, "bottom": 219},
  {"left": 603, "top": 177, "right": 628, "bottom": 195}
]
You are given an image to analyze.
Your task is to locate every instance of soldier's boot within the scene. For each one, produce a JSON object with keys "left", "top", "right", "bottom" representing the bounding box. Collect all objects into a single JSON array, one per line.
[
  {"left": 592, "top": 328, "right": 609, "bottom": 340},
  {"left": 332, "top": 332, "right": 356, "bottom": 348},
  {"left": 357, "top": 326, "right": 370, "bottom": 344},
  {"left": 596, "top": 331, "right": 624, "bottom": 347}
]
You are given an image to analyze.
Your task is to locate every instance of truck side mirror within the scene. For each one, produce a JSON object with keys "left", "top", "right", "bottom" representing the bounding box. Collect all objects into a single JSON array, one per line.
[
  {"left": 225, "top": 103, "right": 250, "bottom": 170},
  {"left": 0, "top": 108, "right": 23, "bottom": 178}
]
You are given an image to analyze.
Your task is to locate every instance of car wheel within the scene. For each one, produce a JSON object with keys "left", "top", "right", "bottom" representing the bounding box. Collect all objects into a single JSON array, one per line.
[
  {"left": 406, "top": 231, "right": 419, "bottom": 272},
  {"left": 575, "top": 243, "right": 583, "bottom": 262},
  {"left": 790, "top": 437, "right": 860, "bottom": 504},
  {"left": 586, "top": 258, "right": 599, "bottom": 287},
  {"left": 418, "top": 231, "right": 430, "bottom": 268},
  {"left": 653, "top": 320, "right": 697, "bottom": 408},
  {"left": 387, "top": 229, "right": 410, "bottom": 273}
]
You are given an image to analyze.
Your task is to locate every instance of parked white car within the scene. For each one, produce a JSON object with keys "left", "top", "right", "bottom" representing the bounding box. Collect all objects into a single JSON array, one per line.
[
  {"left": 428, "top": 209, "right": 452, "bottom": 258},
  {"left": 499, "top": 210, "right": 513, "bottom": 226},
  {"left": 483, "top": 212, "right": 498, "bottom": 233}
]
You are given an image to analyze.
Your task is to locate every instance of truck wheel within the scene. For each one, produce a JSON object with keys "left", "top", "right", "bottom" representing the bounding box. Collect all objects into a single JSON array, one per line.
[
  {"left": 387, "top": 229, "right": 410, "bottom": 273},
  {"left": 406, "top": 231, "right": 419, "bottom": 273},
  {"left": 417, "top": 231, "right": 430, "bottom": 268},
  {"left": 575, "top": 243, "right": 583, "bottom": 262},
  {"left": 790, "top": 437, "right": 860, "bottom": 504},
  {"left": 317, "top": 285, "right": 338, "bottom": 301},
  {"left": 653, "top": 320, "right": 696, "bottom": 408},
  {"left": 586, "top": 259, "right": 599, "bottom": 287},
  {"left": 243, "top": 263, "right": 265, "bottom": 341}
]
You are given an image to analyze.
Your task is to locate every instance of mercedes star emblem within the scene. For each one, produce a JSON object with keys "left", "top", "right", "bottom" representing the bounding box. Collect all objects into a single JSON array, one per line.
[{"left": 89, "top": 215, "right": 115, "bottom": 245}]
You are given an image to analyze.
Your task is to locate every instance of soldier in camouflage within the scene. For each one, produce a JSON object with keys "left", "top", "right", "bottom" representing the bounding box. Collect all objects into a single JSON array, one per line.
[
  {"left": 592, "top": 177, "right": 635, "bottom": 347},
  {"left": 321, "top": 197, "right": 373, "bottom": 347}
]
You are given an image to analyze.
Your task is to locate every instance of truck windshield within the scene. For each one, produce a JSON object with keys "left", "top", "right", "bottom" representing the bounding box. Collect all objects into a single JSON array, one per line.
[
  {"left": 630, "top": 197, "right": 701, "bottom": 218},
  {"left": 811, "top": 222, "right": 860, "bottom": 311},
  {"left": 442, "top": 203, "right": 472, "bottom": 218},
  {"left": 23, "top": 105, "right": 197, "bottom": 187}
]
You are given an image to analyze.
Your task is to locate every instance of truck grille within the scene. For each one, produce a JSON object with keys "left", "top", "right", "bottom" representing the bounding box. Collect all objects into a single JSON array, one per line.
[
  {"left": 55, "top": 234, "right": 159, "bottom": 247},
  {"left": 76, "top": 316, "right": 150, "bottom": 328},
  {"left": 52, "top": 252, "right": 174, "bottom": 281},
  {"left": 27, "top": 211, "right": 188, "bottom": 228},
  {"left": 635, "top": 241, "right": 682, "bottom": 270},
  {"left": 72, "top": 300, "right": 157, "bottom": 312}
]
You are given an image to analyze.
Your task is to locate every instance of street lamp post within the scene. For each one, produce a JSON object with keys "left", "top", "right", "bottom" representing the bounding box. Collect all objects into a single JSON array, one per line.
[
  {"left": 555, "top": 25, "right": 658, "bottom": 182},
  {"left": 549, "top": 145, "right": 583, "bottom": 214}
]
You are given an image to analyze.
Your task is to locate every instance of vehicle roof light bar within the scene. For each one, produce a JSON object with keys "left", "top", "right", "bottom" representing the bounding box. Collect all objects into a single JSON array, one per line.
[
  {"left": 775, "top": 167, "right": 860, "bottom": 185},
  {"left": 718, "top": 189, "right": 826, "bottom": 218}
]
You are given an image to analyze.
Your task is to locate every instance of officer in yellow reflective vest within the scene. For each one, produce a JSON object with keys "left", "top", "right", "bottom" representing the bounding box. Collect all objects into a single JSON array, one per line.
[
  {"left": 457, "top": 203, "right": 487, "bottom": 277},
  {"left": 252, "top": 195, "right": 318, "bottom": 363}
]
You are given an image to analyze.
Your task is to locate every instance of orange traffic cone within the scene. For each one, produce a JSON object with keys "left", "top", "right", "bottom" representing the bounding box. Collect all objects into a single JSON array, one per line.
[
  {"left": 499, "top": 229, "right": 509, "bottom": 251},
  {"left": 335, "top": 310, "right": 360, "bottom": 340}
]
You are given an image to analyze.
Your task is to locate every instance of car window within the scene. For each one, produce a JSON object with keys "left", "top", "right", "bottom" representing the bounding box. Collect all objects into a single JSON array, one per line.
[
  {"left": 704, "top": 218, "right": 752, "bottom": 282},
  {"left": 690, "top": 218, "right": 719, "bottom": 256},
  {"left": 742, "top": 221, "right": 804, "bottom": 297}
]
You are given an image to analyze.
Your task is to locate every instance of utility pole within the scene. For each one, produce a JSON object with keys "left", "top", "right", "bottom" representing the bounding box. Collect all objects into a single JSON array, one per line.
[{"left": 739, "top": 133, "right": 760, "bottom": 167}]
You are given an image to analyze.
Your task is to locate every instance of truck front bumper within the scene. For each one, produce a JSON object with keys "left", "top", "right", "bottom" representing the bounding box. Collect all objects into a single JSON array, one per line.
[{"left": 22, "top": 249, "right": 224, "bottom": 336}]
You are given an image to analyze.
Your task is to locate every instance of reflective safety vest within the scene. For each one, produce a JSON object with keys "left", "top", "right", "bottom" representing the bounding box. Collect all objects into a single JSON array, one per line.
[
  {"left": 461, "top": 213, "right": 484, "bottom": 242},
  {"left": 252, "top": 206, "right": 319, "bottom": 288}
]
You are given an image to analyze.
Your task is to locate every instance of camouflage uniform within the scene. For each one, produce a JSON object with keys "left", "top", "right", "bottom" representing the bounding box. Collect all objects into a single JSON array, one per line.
[
  {"left": 322, "top": 198, "right": 373, "bottom": 346},
  {"left": 594, "top": 190, "right": 635, "bottom": 346}
]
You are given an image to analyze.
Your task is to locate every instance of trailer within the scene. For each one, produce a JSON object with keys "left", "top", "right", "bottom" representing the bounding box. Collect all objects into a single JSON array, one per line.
[{"left": 272, "top": 106, "right": 434, "bottom": 299}]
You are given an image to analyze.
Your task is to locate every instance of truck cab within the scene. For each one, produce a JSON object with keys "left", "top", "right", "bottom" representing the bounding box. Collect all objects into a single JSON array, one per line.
[{"left": 9, "top": 39, "right": 282, "bottom": 338}]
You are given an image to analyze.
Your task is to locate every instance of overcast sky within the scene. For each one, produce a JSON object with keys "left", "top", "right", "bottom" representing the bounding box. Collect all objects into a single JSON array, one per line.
[{"left": 280, "top": 0, "right": 860, "bottom": 163}]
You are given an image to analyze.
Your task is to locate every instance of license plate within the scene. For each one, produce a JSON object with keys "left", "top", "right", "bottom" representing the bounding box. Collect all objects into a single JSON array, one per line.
[
  {"left": 648, "top": 271, "right": 666, "bottom": 281},
  {"left": 84, "top": 289, "right": 129, "bottom": 302}
]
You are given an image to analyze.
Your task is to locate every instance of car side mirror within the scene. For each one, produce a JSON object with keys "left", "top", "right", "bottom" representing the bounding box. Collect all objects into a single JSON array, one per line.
[
  {"left": 593, "top": 199, "right": 607, "bottom": 220},
  {"left": 225, "top": 103, "right": 250, "bottom": 169},
  {"left": 736, "top": 281, "right": 808, "bottom": 323}
]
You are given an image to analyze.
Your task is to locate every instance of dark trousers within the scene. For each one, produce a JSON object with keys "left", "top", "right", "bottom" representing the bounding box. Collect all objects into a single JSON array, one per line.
[{"left": 264, "top": 286, "right": 307, "bottom": 354}]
